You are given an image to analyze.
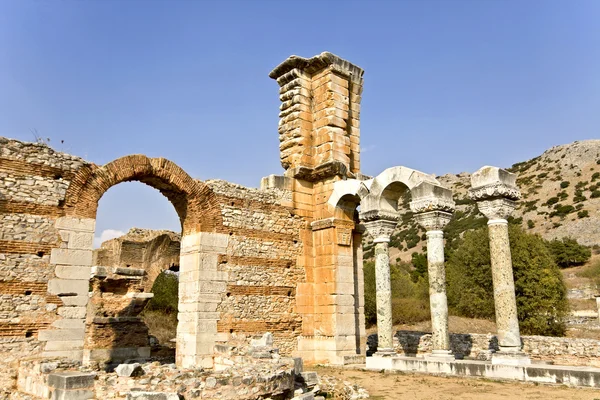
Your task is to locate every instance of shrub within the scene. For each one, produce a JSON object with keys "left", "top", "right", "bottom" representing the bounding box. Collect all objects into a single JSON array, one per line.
[
  {"left": 578, "top": 210, "right": 589, "bottom": 219},
  {"left": 537, "top": 172, "right": 548, "bottom": 179},
  {"left": 592, "top": 172, "right": 600, "bottom": 182},
  {"left": 411, "top": 252, "right": 428, "bottom": 281},
  {"left": 592, "top": 190, "right": 600, "bottom": 199},
  {"left": 545, "top": 197, "right": 559, "bottom": 206},
  {"left": 577, "top": 261, "right": 600, "bottom": 290},
  {"left": 145, "top": 271, "right": 179, "bottom": 314},
  {"left": 560, "top": 181, "right": 570, "bottom": 189},
  {"left": 545, "top": 237, "right": 591, "bottom": 268},
  {"left": 527, "top": 220, "right": 535, "bottom": 229},
  {"left": 364, "top": 261, "right": 430, "bottom": 327},
  {"left": 446, "top": 226, "right": 568, "bottom": 336},
  {"left": 549, "top": 204, "right": 574, "bottom": 218}
]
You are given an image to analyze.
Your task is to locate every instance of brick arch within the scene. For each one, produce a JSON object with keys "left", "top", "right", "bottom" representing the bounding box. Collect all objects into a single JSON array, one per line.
[{"left": 64, "top": 155, "right": 222, "bottom": 234}]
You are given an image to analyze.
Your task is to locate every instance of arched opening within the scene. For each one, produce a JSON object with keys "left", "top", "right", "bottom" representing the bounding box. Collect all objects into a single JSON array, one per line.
[
  {"left": 46, "top": 155, "right": 226, "bottom": 369},
  {"left": 90, "top": 181, "right": 182, "bottom": 364}
]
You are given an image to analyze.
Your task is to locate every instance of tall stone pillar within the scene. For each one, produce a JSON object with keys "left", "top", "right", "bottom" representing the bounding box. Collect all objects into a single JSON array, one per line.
[
  {"left": 269, "top": 52, "right": 366, "bottom": 365},
  {"left": 410, "top": 182, "right": 455, "bottom": 361},
  {"left": 361, "top": 212, "right": 398, "bottom": 355},
  {"left": 470, "top": 166, "right": 530, "bottom": 365}
]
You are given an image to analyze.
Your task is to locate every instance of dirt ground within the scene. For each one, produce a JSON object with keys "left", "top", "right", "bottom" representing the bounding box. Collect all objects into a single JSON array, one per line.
[{"left": 315, "top": 366, "right": 600, "bottom": 400}]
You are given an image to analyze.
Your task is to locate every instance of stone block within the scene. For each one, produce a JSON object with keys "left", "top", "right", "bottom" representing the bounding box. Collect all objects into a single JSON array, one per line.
[
  {"left": 55, "top": 266, "right": 92, "bottom": 280},
  {"left": 51, "top": 318, "right": 85, "bottom": 329},
  {"left": 48, "top": 279, "right": 89, "bottom": 296},
  {"left": 55, "top": 217, "right": 95, "bottom": 233},
  {"left": 260, "top": 174, "right": 293, "bottom": 191},
  {"left": 51, "top": 389, "right": 95, "bottom": 400},
  {"left": 60, "top": 295, "right": 89, "bottom": 306},
  {"left": 179, "top": 253, "right": 219, "bottom": 273},
  {"left": 126, "top": 393, "right": 180, "bottom": 400},
  {"left": 39, "top": 328, "right": 85, "bottom": 342},
  {"left": 48, "top": 372, "right": 95, "bottom": 390},
  {"left": 115, "top": 363, "right": 144, "bottom": 377},
  {"left": 293, "top": 357, "right": 304, "bottom": 374},
  {"left": 471, "top": 166, "right": 517, "bottom": 189},
  {"left": 57, "top": 306, "right": 87, "bottom": 319},
  {"left": 50, "top": 249, "right": 93, "bottom": 266},
  {"left": 180, "top": 232, "right": 228, "bottom": 254},
  {"left": 44, "top": 340, "right": 84, "bottom": 351},
  {"left": 298, "top": 371, "right": 318, "bottom": 387},
  {"left": 250, "top": 332, "right": 274, "bottom": 347},
  {"left": 67, "top": 232, "right": 94, "bottom": 250},
  {"left": 42, "top": 350, "right": 83, "bottom": 360}
]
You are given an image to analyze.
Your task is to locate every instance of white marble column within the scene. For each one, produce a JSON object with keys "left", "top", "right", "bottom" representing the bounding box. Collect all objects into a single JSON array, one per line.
[
  {"left": 361, "top": 214, "right": 398, "bottom": 356},
  {"left": 470, "top": 166, "right": 530, "bottom": 365},
  {"left": 414, "top": 211, "right": 453, "bottom": 360},
  {"left": 410, "top": 182, "right": 456, "bottom": 361}
]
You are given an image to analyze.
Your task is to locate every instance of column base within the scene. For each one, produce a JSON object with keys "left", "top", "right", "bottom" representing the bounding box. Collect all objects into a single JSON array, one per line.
[
  {"left": 374, "top": 348, "right": 396, "bottom": 357},
  {"left": 424, "top": 350, "right": 455, "bottom": 362},
  {"left": 491, "top": 350, "right": 531, "bottom": 366}
]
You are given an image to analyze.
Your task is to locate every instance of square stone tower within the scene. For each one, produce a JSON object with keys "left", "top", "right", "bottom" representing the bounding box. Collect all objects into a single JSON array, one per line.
[{"left": 266, "top": 52, "right": 366, "bottom": 365}]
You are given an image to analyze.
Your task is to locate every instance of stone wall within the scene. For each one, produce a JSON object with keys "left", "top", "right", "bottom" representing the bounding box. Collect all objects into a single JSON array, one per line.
[
  {"left": 369, "top": 331, "right": 600, "bottom": 367},
  {"left": 207, "top": 180, "right": 305, "bottom": 355},
  {"left": 0, "top": 137, "right": 315, "bottom": 387},
  {"left": 0, "top": 139, "right": 89, "bottom": 389}
]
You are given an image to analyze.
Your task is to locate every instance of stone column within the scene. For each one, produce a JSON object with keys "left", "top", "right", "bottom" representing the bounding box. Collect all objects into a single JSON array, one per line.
[
  {"left": 410, "top": 182, "right": 455, "bottom": 361},
  {"left": 361, "top": 213, "right": 398, "bottom": 355},
  {"left": 470, "top": 166, "right": 530, "bottom": 365},
  {"left": 414, "top": 212, "right": 453, "bottom": 359}
]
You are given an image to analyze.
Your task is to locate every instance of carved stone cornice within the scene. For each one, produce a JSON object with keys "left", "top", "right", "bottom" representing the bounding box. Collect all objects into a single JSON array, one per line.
[
  {"left": 476, "top": 198, "right": 517, "bottom": 221},
  {"left": 409, "top": 196, "right": 455, "bottom": 214},
  {"left": 469, "top": 183, "right": 521, "bottom": 202},
  {"left": 362, "top": 219, "right": 398, "bottom": 243},
  {"left": 310, "top": 218, "right": 355, "bottom": 231},
  {"left": 414, "top": 210, "right": 453, "bottom": 232}
]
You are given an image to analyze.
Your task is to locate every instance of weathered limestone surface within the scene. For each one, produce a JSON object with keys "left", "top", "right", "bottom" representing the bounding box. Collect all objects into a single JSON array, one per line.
[
  {"left": 361, "top": 218, "right": 397, "bottom": 355},
  {"left": 411, "top": 182, "right": 455, "bottom": 360},
  {"left": 470, "top": 166, "right": 529, "bottom": 365}
]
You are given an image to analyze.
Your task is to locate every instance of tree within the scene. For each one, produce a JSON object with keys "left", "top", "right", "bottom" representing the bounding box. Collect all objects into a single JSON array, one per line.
[
  {"left": 410, "top": 252, "right": 428, "bottom": 281},
  {"left": 145, "top": 271, "right": 179, "bottom": 314},
  {"left": 545, "top": 237, "right": 591, "bottom": 268},
  {"left": 446, "top": 225, "right": 568, "bottom": 336}
]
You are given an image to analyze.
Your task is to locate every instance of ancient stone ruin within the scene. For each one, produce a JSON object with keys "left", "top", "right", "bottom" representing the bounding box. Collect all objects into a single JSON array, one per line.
[{"left": 2, "top": 51, "right": 600, "bottom": 398}]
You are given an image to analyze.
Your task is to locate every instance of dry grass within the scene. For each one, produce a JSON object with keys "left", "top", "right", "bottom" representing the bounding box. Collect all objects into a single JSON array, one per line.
[{"left": 142, "top": 310, "right": 177, "bottom": 346}]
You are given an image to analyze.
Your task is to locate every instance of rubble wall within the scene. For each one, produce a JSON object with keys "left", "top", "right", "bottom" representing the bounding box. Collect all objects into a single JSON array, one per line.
[
  {"left": 0, "top": 137, "right": 308, "bottom": 388},
  {"left": 383, "top": 331, "right": 600, "bottom": 367},
  {"left": 0, "top": 138, "right": 88, "bottom": 389}
]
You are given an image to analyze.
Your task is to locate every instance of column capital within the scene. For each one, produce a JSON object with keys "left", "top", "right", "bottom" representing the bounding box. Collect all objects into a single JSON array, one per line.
[
  {"left": 361, "top": 218, "right": 398, "bottom": 243},
  {"left": 469, "top": 166, "right": 521, "bottom": 202},
  {"left": 477, "top": 198, "right": 517, "bottom": 221},
  {"left": 413, "top": 210, "right": 453, "bottom": 232}
]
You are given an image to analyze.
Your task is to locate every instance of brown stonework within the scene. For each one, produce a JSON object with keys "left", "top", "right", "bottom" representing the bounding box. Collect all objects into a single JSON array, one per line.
[
  {"left": 218, "top": 255, "right": 295, "bottom": 269},
  {"left": 226, "top": 285, "right": 296, "bottom": 297},
  {"left": 217, "top": 319, "right": 301, "bottom": 333},
  {"left": 0, "top": 240, "right": 56, "bottom": 255},
  {"left": 0, "top": 200, "right": 64, "bottom": 217},
  {"left": 0, "top": 322, "right": 51, "bottom": 337}
]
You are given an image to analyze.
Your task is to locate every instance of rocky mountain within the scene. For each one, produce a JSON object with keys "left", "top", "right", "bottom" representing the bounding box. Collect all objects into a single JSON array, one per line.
[{"left": 365, "top": 140, "right": 600, "bottom": 262}]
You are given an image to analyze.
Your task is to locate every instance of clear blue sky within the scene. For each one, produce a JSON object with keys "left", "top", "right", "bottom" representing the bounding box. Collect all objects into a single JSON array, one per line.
[{"left": 1, "top": 0, "right": 599, "bottom": 244}]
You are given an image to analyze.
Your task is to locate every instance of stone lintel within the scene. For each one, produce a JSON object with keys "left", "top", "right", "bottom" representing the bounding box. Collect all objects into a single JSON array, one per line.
[
  {"left": 260, "top": 174, "right": 293, "bottom": 191},
  {"left": 269, "top": 52, "right": 364, "bottom": 84}
]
